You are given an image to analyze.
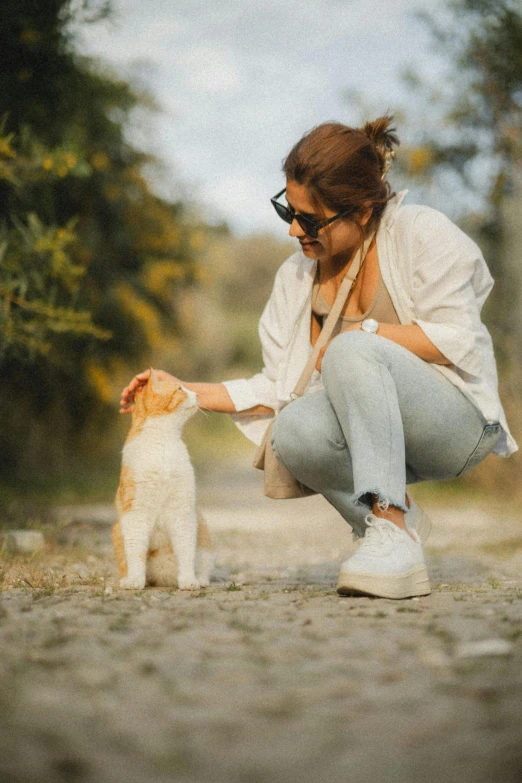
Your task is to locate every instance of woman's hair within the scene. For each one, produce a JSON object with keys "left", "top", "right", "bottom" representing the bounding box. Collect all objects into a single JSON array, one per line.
[{"left": 282, "top": 116, "right": 400, "bottom": 241}]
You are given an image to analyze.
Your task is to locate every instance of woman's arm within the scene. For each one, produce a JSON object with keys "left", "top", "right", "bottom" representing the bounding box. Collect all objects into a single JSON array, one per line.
[
  {"left": 316, "top": 322, "right": 451, "bottom": 372},
  {"left": 119, "top": 370, "right": 273, "bottom": 415},
  {"left": 367, "top": 323, "right": 451, "bottom": 364},
  {"left": 182, "top": 381, "right": 274, "bottom": 415},
  {"left": 405, "top": 208, "right": 493, "bottom": 377}
]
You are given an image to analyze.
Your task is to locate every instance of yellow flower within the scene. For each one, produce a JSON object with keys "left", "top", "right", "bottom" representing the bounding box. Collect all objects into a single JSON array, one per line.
[
  {"left": 116, "top": 283, "right": 164, "bottom": 349},
  {"left": 0, "top": 139, "right": 16, "bottom": 159},
  {"left": 91, "top": 152, "right": 110, "bottom": 171},
  {"left": 143, "top": 260, "right": 185, "bottom": 295},
  {"left": 408, "top": 147, "right": 434, "bottom": 175},
  {"left": 86, "top": 361, "right": 114, "bottom": 404},
  {"left": 63, "top": 152, "right": 78, "bottom": 168},
  {"left": 43, "top": 157, "right": 53, "bottom": 171}
]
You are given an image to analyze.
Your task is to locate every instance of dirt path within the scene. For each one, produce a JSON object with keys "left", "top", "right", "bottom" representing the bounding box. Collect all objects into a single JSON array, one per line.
[{"left": 1, "top": 461, "right": 521, "bottom": 783}]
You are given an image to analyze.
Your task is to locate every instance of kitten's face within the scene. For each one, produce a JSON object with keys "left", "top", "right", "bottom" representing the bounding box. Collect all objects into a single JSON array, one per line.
[{"left": 135, "top": 371, "right": 199, "bottom": 421}]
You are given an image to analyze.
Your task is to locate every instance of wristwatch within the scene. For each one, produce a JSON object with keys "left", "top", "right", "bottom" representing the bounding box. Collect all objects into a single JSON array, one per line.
[{"left": 361, "top": 318, "right": 379, "bottom": 334}]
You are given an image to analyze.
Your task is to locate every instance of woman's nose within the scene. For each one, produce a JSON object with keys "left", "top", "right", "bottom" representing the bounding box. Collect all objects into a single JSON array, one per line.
[{"left": 289, "top": 217, "right": 305, "bottom": 238}]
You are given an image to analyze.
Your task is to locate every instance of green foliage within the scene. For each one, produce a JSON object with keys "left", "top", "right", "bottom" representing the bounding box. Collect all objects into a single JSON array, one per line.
[
  {"left": 0, "top": 122, "right": 110, "bottom": 359},
  {"left": 0, "top": 213, "right": 111, "bottom": 358},
  {"left": 411, "top": 0, "right": 522, "bottom": 203},
  {"left": 0, "top": 0, "right": 201, "bottom": 494},
  {"left": 405, "top": 1, "right": 522, "bottom": 343}
]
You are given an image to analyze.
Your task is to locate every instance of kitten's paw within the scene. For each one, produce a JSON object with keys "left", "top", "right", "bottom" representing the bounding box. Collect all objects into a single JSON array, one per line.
[
  {"left": 119, "top": 576, "right": 146, "bottom": 590},
  {"left": 177, "top": 578, "right": 201, "bottom": 591}
]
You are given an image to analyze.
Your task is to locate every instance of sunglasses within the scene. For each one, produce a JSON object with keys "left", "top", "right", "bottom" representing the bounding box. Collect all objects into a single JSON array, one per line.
[{"left": 270, "top": 188, "right": 353, "bottom": 239}]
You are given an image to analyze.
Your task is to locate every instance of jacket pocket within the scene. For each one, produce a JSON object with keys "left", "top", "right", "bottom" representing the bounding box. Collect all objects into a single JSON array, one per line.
[{"left": 456, "top": 422, "right": 502, "bottom": 477}]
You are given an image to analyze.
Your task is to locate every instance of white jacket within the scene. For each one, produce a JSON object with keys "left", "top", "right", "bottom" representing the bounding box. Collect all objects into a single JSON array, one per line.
[{"left": 223, "top": 191, "right": 517, "bottom": 457}]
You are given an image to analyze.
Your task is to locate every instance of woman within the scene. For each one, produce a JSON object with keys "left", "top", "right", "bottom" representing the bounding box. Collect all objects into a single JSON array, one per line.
[{"left": 120, "top": 116, "right": 517, "bottom": 600}]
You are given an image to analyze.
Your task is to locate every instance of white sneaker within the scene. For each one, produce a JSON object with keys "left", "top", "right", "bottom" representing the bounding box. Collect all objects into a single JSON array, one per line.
[
  {"left": 405, "top": 492, "right": 432, "bottom": 545},
  {"left": 337, "top": 514, "right": 431, "bottom": 599}
]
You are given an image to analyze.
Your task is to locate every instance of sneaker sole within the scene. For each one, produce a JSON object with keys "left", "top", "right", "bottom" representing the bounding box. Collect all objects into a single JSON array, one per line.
[{"left": 336, "top": 565, "right": 431, "bottom": 599}]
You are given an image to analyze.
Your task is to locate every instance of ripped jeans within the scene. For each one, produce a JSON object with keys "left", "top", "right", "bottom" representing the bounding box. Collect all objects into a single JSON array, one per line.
[{"left": 271, "top": 331, "right": 502, "bottom": 539}]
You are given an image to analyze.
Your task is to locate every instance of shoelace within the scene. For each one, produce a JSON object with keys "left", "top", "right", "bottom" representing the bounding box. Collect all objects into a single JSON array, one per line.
[{"left": 357, "top": 515, "right": 402, "bottom": 555}]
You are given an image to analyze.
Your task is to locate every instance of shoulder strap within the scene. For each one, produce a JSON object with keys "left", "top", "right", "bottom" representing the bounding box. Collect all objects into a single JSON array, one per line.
[{"left": 291, "top": 232, "right": 375, "bottom": 399}]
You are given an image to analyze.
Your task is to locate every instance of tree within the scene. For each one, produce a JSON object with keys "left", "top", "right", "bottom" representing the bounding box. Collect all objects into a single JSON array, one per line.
[
  {"left": 0, "top": 0, "right": 200, "bottom": 497},
  {"left": 401, "top": 0, "right": 522, "bottom": 336}
]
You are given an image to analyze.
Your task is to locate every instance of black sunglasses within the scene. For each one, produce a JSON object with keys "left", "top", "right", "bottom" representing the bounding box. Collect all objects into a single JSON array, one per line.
[{"left": 270, "top": 188, "right": 353, "bottom": 239}]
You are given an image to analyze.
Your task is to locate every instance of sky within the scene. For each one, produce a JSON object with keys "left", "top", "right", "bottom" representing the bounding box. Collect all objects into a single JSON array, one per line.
[{"left": 72, "top": 0, "right": 446, "bottom": 235}]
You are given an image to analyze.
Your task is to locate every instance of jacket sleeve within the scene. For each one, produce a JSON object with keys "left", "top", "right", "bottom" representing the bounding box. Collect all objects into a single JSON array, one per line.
[
  {"left": 222, "top": 262, "right": 292, "bottom": 413},
  {"left": 409, "top": 208, "right": 494, "bottom": 377}
]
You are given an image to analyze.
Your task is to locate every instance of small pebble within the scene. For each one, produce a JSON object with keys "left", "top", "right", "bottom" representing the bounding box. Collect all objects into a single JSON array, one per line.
[{"left": 104, "top": 586, "right": 113, "bottom": 596}]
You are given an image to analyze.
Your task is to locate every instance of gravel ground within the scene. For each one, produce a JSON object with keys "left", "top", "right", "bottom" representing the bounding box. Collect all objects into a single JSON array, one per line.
[{"left": 1, "top": 461, "right": 521, "bottom": 783}]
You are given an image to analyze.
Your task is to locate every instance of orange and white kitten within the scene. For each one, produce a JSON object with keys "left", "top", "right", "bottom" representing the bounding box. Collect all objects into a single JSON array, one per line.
[{"left": 112, "top": 369, "right": 213, "bottom": 590}]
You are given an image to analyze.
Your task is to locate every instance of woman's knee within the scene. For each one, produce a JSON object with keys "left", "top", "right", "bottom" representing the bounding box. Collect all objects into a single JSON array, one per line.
[{"left": 322, "top": 330, "right": 381, "bottom": 383}]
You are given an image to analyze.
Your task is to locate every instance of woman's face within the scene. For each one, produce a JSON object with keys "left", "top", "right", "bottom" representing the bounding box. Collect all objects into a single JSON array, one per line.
[{"left": 285, "top": 179, "right": 370, "bottom": 267}]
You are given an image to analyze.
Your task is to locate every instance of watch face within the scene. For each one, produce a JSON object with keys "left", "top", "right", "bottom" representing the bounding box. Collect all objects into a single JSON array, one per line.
[{"left": 362, "top": 318, "right": 379, "bottom": 333}]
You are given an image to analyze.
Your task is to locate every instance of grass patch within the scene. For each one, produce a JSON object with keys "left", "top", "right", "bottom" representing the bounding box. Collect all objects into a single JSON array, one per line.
[
  {"left": 228, "top": 616, "right": 262, "bottom": 634},
  {"left": 478, "top": 538, "right": 522, "bottom": 557},
  {"left": 109, "top": 613, "right": 132, "bottom": 632}
]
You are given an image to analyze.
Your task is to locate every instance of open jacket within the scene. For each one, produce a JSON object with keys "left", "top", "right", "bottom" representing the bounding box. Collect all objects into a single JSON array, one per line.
[{"left": 222, "top": 191, "right": 517, "bottom": 457}]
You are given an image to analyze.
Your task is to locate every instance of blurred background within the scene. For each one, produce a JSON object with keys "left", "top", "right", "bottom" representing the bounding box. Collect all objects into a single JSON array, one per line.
[{"left": 0, "top": 0, "right": 520, "bottom": 522}]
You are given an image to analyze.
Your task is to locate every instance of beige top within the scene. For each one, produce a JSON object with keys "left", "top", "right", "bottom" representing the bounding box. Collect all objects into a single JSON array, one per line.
[{"left": 312, "top": 265, "right": 400, "bottom": 338}]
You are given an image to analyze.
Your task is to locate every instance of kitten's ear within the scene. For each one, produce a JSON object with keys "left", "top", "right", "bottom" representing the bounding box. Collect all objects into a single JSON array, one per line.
[{"left": 148, "top": 367, "right": 158, "bottom": 393}]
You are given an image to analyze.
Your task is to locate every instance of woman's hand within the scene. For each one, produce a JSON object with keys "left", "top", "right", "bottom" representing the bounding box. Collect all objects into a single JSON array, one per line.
[{"left": 119, "top": 369, "right": 182, "bottom": 413}]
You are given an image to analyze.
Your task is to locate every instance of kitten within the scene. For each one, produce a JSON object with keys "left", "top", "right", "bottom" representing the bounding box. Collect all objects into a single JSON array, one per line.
[{"left": 112, "top": 369, "right": 213, "bottom": 590}]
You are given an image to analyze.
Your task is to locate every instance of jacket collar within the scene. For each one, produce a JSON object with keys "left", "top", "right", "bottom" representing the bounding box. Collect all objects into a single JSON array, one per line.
[{"left": 380, "top": 189, "right": 408, "bottom": 228}]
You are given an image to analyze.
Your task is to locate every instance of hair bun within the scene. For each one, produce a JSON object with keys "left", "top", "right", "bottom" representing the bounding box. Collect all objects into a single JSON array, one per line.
[{"left": 363, "top": 115, "right": 400, "bottom": 179}]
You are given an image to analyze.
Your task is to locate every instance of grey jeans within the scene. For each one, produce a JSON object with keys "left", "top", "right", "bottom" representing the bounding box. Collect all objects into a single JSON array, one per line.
[{"left": 271, "top": 331, "right": 502, "bottom": 538}]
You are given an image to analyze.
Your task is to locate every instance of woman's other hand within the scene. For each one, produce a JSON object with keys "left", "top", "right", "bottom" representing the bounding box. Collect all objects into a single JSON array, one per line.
[{"left": 119, "top": 369, "right": 181, "bottom": 413}]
